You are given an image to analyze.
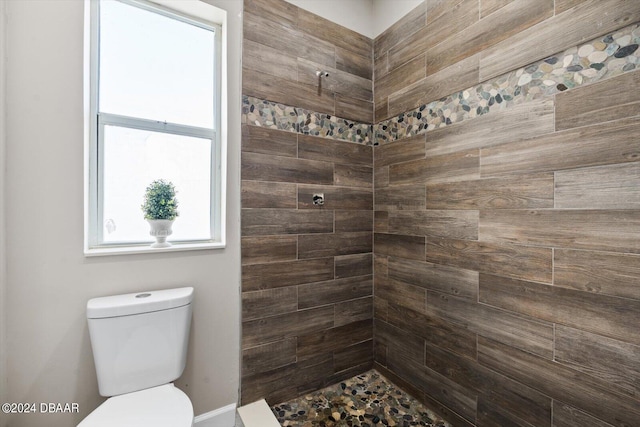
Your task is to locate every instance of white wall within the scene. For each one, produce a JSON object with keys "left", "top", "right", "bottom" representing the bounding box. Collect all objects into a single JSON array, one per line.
[
  {"left": 4, "top": 1, "right": 242, "bottom": 426},
  {"left": 0, "top": 1, "right": 8, "bottom": 426},
  {"left": 284, "top": 0, "right": 424, "bottom": 38}
]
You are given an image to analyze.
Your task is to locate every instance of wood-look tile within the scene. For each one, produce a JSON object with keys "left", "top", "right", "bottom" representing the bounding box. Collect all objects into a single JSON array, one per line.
[
  {"left": 375, "top": 101, "right": 389, "bottom": 124},
  {"left": 242, "top": 287, "right": 298, "bottom": 321},
  {"left": 553, "top": 0, "right": 583, "bottom": 14},
  {"left": 376, "top": 276, "right": 426, "bottom": 314},
  {"left": 333, "top": 340, "right": 373, "bottom": 373},
  {"left": 387, "top": 55, "right": 479, "bottom": 119},
  {"left": 374, "top": 134, "right": 425, "bottom": 167},
  {"left": 389, "top": 210, "right": 479, "bottom": 240},
  {"left": 335, "top": 253, "right": 373, "bottom": 279},
  {"left": 241, "top": 208, "right": 333, "bottom": 236},
  {"left": 555, "top": 325, "right": 640, "bottom": 398},
  {"left": 425, "top": 345, "right": 552, "bottom": 427},
  {"left": 242, "top": 152, "right": 333, "bottom": 185},
  {"left": 375, "top": 54, "right": 426, "bottom": 105},
  {"left": 480, "top": 209, "right": 640, "bottom": 254},
  {"left": 375, "top": 320, "right": 424, "bottom": 364},
  {"left": 298, "top": 185, "right": 373, "bottom": 210},
  {"left": 552, "top": 401, "right": 615, "bottom": 427},
  {"left": 242, "top": 39, "right": 298, "bottom": 82},
  {"left": 479, "top": 273, "right": 640, "bottom": 346},
  {"left": 241, "top": 180, "right": 297, "bottom": 209},
  {"left": 374, "top": 166, "right": 389, "bottom": 189},
  {"left": 374, "top": 185, "right": 426, "bottom": 211},
  {"left": 243, "top": 11, "right": 334, "bottom": 67},
  {"left": 243, "top": 68, "right": 335, "bottom": 115},
  {"left": 242, "top": 337, "right": 297, "bottom": 376},
  {"left": 336, "top": 46, "right": 372, "bottom": 80},
  {"left": 374, "top": 233, "right": 425, "bottom": 261},
  {"left": 480, "top": 0, "right": 516, "bottom": 17},
  {"left": 555, "top": 163, "right": 640, "bottom": 210},
  {"left": 335, "top": 210, "right": 373, "bottom": 233},
  {"left": 298, "top": 275, "right": 372, "bottom": 310},
  {"left": 426, "top": 237, "right": 553, "bottom": 283},
  {"left": 298, "top": 134, "right": 372, "bottom": 166},
  {"left": 374, "top": 2, "right": 426, "bottom": 58},
  {"left": 374, "top": 296, "right": 388, "bottom": 323},
  {"left": 387, "top": 303, "right": 477, "bottom": 360},
  {"left": 297, "top": 58, "right": 373, "bottom": 102},
  {"left": 374, "top": 211, "right": 389, "bottom": 233},
  {"left": 298, "top": 232, "right": 372, "bottom": 259},
  {"left": 241, "top": 124, "right": 297, "bottom": 158},
  {"left": 240, "top": 363, "right": 298, "bottom": 406},
  {"left": 335, "top": 297, "right": 374, "bottom": 327},
  {"left": 427, "top": 0, "right": 553, "bottom": 75},
  {"left": 297, "top": 319, "right": 372, "bottom": 359},
  {"left": 427, "top": 173, "right": 554, "bottom": 210},
  {"left": 387, "top": 351, "right": 478, "bottom": 423},
  {"left": 419, "top": 393, "right": 477, "bottom": 427},
  {"left": 429, "top": 290, "right": 554, "bottom": 359},
  {"left": 556, "top": 70, "right": 640, "bottom": 131},
  {"left": 389, "top": 149, "right": 480, "bottom": 185},
  {"left": 242, "top": 305, "right": 334, "bottom": 349},
  {"left": 374, "top": 51, "right": 389, "bottom": 80},
  {"left": 296, "top": 7, "right": 372, "bottom": 60},
  {"left": 334, "top": 164, "right": 372, "bottom": 188},
  {"left": 476, "top": 399, "right": 539, "bottom": 427},
  {"left": 243, "top": 0, "right": 297, "bottom": 28},
  {"left": 242, "top": 257, "right": 334, "bottom": 292},
  {"left": 481, "top": 117, "right": 640, "bottom": 177},
  {"left": 479, "top": 0, "right": 640, "bottom": 80},
  {"left": 554, "top": 249, "right": 640, "bottom": 301},
  {"left": 478, "top": 336, "right": 640, "bottom": 427},
  {"left": 425, "top": 98, "right": 555, "bottom": 156},
  {"left": 388, "top": 257, "right": 478, "bottom": 299},
  {"left": 334, "top": 94, "right": 374, "bottom": 123},
  {"left": 241, "top": 235, "right": 297, "bottom": 265}
]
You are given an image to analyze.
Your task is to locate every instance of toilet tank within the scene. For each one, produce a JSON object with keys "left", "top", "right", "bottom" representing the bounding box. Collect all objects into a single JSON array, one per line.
[{"left": 86, "top": 287, "right": 194, "bottom": 397}]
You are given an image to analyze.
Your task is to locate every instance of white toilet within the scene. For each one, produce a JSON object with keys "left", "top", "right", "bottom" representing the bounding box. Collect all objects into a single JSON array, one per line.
[{"left": 78, "top": 287, "right": 195, "bottom": 427}]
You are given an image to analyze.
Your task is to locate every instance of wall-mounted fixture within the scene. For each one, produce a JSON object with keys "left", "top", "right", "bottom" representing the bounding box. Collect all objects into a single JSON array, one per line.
[
  {"left": 316, "top": 70, "right": 330, "bottom": 78},
  {"left": 312, "top": 193, "right": 325, "bottom": 206}
]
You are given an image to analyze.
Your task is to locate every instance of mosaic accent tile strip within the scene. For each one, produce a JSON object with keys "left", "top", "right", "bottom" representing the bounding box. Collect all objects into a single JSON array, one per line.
[
  {"left": 271, "top": 370, "right": 451, "bottom": 427},
  {"left": 242, "top": 96, "right": 373, "bottom": 145},
  {"left": 243, "top": 23, "right": 639, "bottom": 148},
  {"left": 374, "top": 23, "right": 640, "bottom": 144}
]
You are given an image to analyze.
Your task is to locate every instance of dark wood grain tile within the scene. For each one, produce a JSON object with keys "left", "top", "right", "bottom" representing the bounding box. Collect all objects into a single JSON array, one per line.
[
  {"left": 478, "top": 336, "right": 640, "bottom": 427},
  {"left": 242, "top": 257, "right": 334, "bottom": 292},
  {"left": 298, "top": 232, "right": 372, "bottom": 259},
  {"left": 554, "top": 249, "right": 640, "bottom": 300},
  {"left": 242, "top": 337, "right": 297, "bottom": 376},
  {"left": 336, "top": 46, "right": 372, "bottom": 80},
  {"left": 298, "top": 185, "right": 373, "bottom": 210},
  {"left": 241, "top": 124, "right": 297, "bottom": 158},
  {"left": 242, "top": 287, "right": 298, "bottom": 321},
  {"left": 298, "top": 275, "right": 372, "bottom": 310},
  {"left": 333, "top": 340, "right": 373, "bottom": 373},
  {"left": 389, "top": 210, "right": 479, "bottom": 240},
  {"left": 374, "top": 2, "right": 426, "bottom": 58},
  {"left": 390, "top": 149, "right": 480, "bottom": 185},
  {"left": 298, "top": 134, "right": 372, "bottom": 166},
  {"left": 334, "top": 94, "right": 374, "bottom": 123},
  {"left": 375, "top": 54, "right": 425, "bottom": 105},
  {"left": 335, "top": 253, "right": 373, "bottom": 279},
  {"left": 374, "top": 211, "right": 389, "bottom": 233},
  {"left": 335, "top": 297, "right": 374, "bottom": 327},
  {"left": 297, "top": 319, "right": 372, "bottom": 359},
  {"left": 241, "top": 180, "right": 297, "bottom": 209},
  {"left": 480, "top": 209, "right": 640, "bottom": 254},
  {"left": 374, "top": 134, "right": 425, "bottom": 167},
  {"left": 426, "top": 237, "right": 553, "bottom": 283},
  {"left": 241, "top": 208, "right": 333, "bottom": 236},
  {"left": 429, "top": 290, "right": 554, "bottom": 359},
  {"left": 374, "top": 233, "right": 425, "bottom": 261},
  {"left": 335, "top": 210, "right": 373, "bottom": 233},
  {"left": 297, "top": 58, "right": 373, "bottom": 102},
  {"left": 241, "top": 235, "right": 297, "bottom": 265},
  {"left": 243, "top": 0, "right": 297, "bottom": 28},
  {"left": 376, "top": 276, "right": 426, "bottom": 314},
  {"left": 375, "top": 185, "right": 426, "bottom": 211},
  {"left": 334, "top": 164, "right": 372, "bottom": 188},
  {"left": 243, "top": 39, "right": 298, "bottom": 81},
  {"left": 479, "top": 273, "right": 640, "bottom": 346},
  {"left": 480, "top": 0, "right": 516, "bottom": 17},
  {"left": 388, "top": 257, "right": 478, "bottom": 299},
  {"left": 242, "top": 152, "right": 333, "bottom": 185},
  {"left": 552, "top": 401, "right": 615, "bottom": 427},
  {"left": 375, "top": 320, "right": 424, "bottom": 364}
]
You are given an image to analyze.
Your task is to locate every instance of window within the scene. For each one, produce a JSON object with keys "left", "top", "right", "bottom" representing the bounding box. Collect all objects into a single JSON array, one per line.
[{"left": 86, "top": 0, "right": 225, "bottom": 254}]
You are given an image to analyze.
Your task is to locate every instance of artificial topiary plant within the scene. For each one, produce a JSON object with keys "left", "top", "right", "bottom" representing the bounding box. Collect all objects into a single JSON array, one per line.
[{"left": 141, "top": 179, "right": 179, "bottom": 221}]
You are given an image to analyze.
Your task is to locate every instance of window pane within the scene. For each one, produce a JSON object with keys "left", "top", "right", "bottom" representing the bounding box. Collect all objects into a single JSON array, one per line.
[
  {"left": 102, "top": 125, "right": 212, "bottom": 243},
  {"left": 99, "top": 0, "right": 214, "bottom": 128}
]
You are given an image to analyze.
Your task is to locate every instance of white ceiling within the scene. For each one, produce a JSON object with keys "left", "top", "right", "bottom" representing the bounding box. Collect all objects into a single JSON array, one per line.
[{"left": 283, "top": 0, "right": 424, "bottom": 39}]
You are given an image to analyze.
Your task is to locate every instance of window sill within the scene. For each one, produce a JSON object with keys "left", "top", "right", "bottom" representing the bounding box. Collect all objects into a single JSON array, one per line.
[{"left": 84, "top": 241, "right": 225, "bottom": 257}]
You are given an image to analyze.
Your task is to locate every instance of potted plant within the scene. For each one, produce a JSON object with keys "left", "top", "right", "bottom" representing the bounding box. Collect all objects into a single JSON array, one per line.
[{"left": 141, "top": 179, "right": 179, "bottom": 248}]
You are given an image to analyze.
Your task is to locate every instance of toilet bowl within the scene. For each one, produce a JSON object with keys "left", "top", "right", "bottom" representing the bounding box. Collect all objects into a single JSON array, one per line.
[{"left": 78, "top": 287, "right": 194, "bottom": 426}]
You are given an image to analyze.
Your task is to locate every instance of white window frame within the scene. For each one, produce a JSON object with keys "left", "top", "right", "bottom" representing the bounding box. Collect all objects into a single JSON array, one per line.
[{"left": 85, "top": 0, "right": 225, "bottom": 256}]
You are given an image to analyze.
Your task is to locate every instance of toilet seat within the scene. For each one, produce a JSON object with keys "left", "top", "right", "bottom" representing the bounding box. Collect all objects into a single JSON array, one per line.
[{"left": 78, "top": 384, "right": 193, "bottom": 427}]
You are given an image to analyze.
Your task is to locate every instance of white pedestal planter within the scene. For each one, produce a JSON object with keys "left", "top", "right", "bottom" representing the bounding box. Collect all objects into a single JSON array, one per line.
[{"left": 147, "top": 219, "right": 174, "bottom": 248}]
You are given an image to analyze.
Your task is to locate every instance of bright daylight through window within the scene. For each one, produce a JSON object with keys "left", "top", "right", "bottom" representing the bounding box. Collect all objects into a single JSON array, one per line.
[{"left": 87, "top": 0, "right": 223, "bottom": 253}]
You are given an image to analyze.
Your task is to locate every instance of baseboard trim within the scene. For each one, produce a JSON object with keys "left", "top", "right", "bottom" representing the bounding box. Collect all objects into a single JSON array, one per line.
[{"left": 194, "top": 402, "right": 237, "bottom": 427}]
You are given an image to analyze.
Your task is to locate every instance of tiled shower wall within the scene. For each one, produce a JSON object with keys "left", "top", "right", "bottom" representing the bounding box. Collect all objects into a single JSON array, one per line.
[
  {"left": 240, "top": 0, "right": 374, "bottom": 405},
  {"left": 241, "top": 0, "right": 640, "bottom": 425},
  {"left": 373, "top": 1, "right": 640, "bottom": 426}
]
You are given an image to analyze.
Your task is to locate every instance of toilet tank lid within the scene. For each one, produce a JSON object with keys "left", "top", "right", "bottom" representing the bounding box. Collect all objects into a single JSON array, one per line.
[{"left": 87, "top": 287, "right": 194, "bottom": 319}]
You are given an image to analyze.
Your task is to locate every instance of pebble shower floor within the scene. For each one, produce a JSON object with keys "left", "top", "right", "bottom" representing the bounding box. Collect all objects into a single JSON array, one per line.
[{"left": 271, "top": 370, "right": 452, "bottom": 426}]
